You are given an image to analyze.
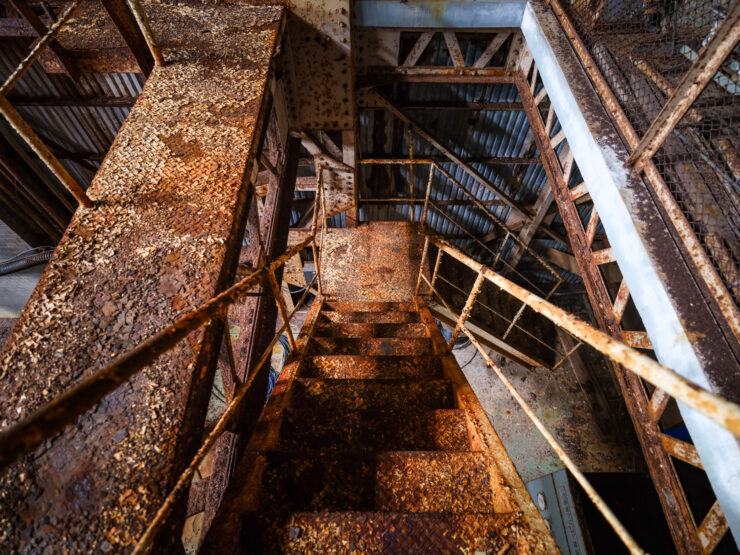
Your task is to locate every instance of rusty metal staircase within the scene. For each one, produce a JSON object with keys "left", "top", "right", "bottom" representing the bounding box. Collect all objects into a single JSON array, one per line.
[{"left": 202, "top": 296, "right": 556, "bottom": 553}]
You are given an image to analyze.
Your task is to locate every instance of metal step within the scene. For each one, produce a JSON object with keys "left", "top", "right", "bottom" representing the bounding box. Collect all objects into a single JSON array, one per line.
[
  {"left": 301, "top": 355, "right": 443, "bottom": 380},
  {"left": 308, "top": 337, "right": 434, "bottom": 356},
  {"left": 279, "top": 408, "right": 471, "bottom": 452},
  {"left": 314, "top": 321, "right": 429, "bottom": 338}
]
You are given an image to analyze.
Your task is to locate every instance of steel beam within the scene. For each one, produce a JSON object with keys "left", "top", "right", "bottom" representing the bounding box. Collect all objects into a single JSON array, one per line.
[{"left": 520, "top": 1, "right": 740, "bottom": 544}]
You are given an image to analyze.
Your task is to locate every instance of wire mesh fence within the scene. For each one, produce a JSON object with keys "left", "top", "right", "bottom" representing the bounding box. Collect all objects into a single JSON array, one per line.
[{"left": 559, "top": 0, "right": 740, "bottom": 306}]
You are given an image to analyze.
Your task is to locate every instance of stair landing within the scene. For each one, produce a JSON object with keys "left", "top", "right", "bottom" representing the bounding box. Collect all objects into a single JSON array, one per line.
[{"left": 320, "top": 222, "right": 426, "bottom": 301}]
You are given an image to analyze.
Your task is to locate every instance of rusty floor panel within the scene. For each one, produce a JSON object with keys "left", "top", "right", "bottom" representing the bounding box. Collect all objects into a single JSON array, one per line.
[
  {"left": 202, "top": 298, "right": 556, "bottom": 553},
  {"left": 304, "top": 355, "right": 443, "bottom": 379},
  {"left": 284, "top": 511, "right": 538, "bottom": 553},
  {"left": 321, "top": 223, "right": 426, "bottom": 301},
  {"left": 0, "top": 4, "right": 284, "bottom": 551}
]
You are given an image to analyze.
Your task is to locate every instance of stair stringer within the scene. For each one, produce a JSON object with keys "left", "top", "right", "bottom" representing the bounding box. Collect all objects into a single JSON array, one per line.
[{"left": 415, "top": 295, "right": 558, "bottom": 551}]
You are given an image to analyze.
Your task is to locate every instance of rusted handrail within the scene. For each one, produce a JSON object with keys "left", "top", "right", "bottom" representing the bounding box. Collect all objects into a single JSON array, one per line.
[
  {"left": 546, "top": 0, "right": 740, "bottom": 345},
  {"left": 132, "top": 271, "right": 319, "bottom": 554},
  {"left": 426, "top": 235, "right": 740, "bottom": 437},
  {"left": 0, "top": 234, "right": 316, "bottom": 470}
]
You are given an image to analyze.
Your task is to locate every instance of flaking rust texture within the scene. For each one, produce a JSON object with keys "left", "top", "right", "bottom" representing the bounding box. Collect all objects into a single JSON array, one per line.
[
  {"left": 322, "top": 222, "right": 427, "bottom": 301},
  {"left": 0, "top": 2, "right": 284, "bottom": 551}
]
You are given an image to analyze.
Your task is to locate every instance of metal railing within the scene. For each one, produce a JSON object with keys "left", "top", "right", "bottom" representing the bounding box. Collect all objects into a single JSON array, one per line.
[
  {"left": 360, "top": 158, "right": 567, "bottom": 354},
  {"left": 417, "top": 233, "right": 740, "bottom": 554},
  {"left": 0, "top": 0, "right": 164, "bottom": 209},
  {"left": 547, "top": 0, "right": 740, "bottom": 344}
]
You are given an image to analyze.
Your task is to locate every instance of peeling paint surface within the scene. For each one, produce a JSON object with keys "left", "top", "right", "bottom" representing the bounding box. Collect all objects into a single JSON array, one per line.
[{"left": 0, "top": 4, "right": 283, "bottom": 551}]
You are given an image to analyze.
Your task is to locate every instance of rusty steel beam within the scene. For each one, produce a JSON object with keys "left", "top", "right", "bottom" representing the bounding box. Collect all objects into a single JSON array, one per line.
[
  {"left": 125, "top": 0, "right": 164, "bottom": 67},
  {"left": 547, "top": 0, "right": 740, "bottom": 346},
  {"left": 0, "top": 97, "right": 91, "bottom": 207},
  {"left": 7, "top": 0, "right": 79, "bottom": 79},
  {"left": 0, "top": 0, "right": 83, "bottom": 96},
  {"left": 360, "top": 101, "right": 524, "bottom": 111},
  {"left": 359, "top": 66, "right": 513, "bottom": 86},
  {"left": 515, "top": 74, "right": 702, "bottom": 553},
  {"left": 627, "top": 0, "right": 740, "bottom": 166},
  {"left": 360, "top": 154, "right": 538, "bottom": 164},
  {"left": 6, "top": 94, "right": 137, "bottom": 107},
  {"left": 99, "top": 0, "right": 154, "bottom": 76},
  {"left": 0, "top": 233, "right": 314, "bottom": 471},
  {"left": 374, "top": 91, "right": 532, "bottom": 220}
]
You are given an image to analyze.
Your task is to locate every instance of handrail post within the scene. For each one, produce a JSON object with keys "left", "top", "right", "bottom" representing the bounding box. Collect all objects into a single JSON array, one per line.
[
  {"left": 421, "top": 163, "right": 434, "bottom": 226},
  {"left": 430, "top": 246, "right": 443, "bottom": 290},
  {"left": 448, "top": 270, "right": 485, "bottom": 348},
  {"left": 414, "top": 235, "right": 429, "bottom": 295},
  {"left": 266, "top": 268, "right": 296, "bottom": 350},
  {"left": 408, "top": 127, "right": 414, "bottom": 223}
]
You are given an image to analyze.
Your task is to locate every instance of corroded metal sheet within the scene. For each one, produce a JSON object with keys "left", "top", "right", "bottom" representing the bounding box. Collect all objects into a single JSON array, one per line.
[
  {"left": 322, "top": 165, "right": 355, "bottom": 218},
  {"left": 282, "top": 0, "right": 353, "bottom": 130},
  {"left": 285, "top": 511, "right": 538, "bottom": 553},
  {"left": 284, "top": 229, "right": 307, "bottom": 286},
  {"left": 303, "top": 355, "right": 441, "bottom": 379},
  {"left": 321, "top": 222, "right": 426, "bottom": 301},
  {"left": 0, "top": 4, "right": 283, "bottom": 551}
]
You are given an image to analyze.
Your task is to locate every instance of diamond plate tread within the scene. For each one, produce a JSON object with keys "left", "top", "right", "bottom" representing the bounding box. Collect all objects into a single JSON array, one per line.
[
  {"left": 308, "top": 337, "right": 433, "bottom": 356},
  {"left": 301, "top": 355, "right": 443, "bottom": 379},
  {"left": 320, "top": 310, "right": 421, "bottom": 324},
  {"left": 376, "top": 452, "right": 509, "bottom": 514},
  {"left": 324, "top": 301, "right": 416, "bottom": 312},
  {"left": 291, "top": 378, "right": 453, "bottom": 412},
  {"left": 314, "top": 322, "right": 429, "bottom": 338},
  {"left": 284, "top": 511, "right": 538, "bottom": 554},
  {"left": 278, "top": 408, "right": 471, "bottom": 452}
]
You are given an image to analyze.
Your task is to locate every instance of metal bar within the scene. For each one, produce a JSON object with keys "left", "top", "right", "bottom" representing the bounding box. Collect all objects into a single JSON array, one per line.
[
  {"left": 421, "top": 165, "right": 434, "bottom": 226},
  {"left": 430, "top": 246, "right": 443, "bottom": 290},
  {"left": 628, "top": 1, "right": 740, "bottom": 166},
  {"left": 359, "top": 155, "right": 538, "bottom": 165},
  {"left": 612, "top": 279, "right": 630, "bottom": 324},
  {"left": 414, "top": 235, "right": 429, "bottom": 296},
  {"left": 697, "top": 501, "right": 729, "bottom": 554},
  {"left": 662, "top": 434, "right": 704, "bottom": 469},
  {"left": 359, "top": 198, "right": 508, "bottom": 207},
  {"left": 125, "top": 0, "right": 165, "bottom": 67},
  {"left": 373, "top": 90, "right": 532, "bottom": 219},
  {"left": 448, "top": 270, "right": 485, "bottom": 348},
  {"left": 0, "top": 235, "right": 315, "bottom": 470},
  {"left": 547, "top": 0, "right": 740, "bottom": 346},
  {"left": 0, "top": 0, "right": 83, "bottom": 98},
  {"left": 0, "top": 97, "right": 91, "bottom": 207},
  {"left": 462, "top": 326, "right": 644, "bottom": 554},
  {"left": 100, "top": 0, "right": 155, "bottom": 76},
  {"left": 433, "top": 163, "right": 563, "bottom": 283},
  {"left": 266, "top": 268, "right": 296, "bottom": 350},
  {"left": 650, "top": 388, "right": 670, "bottom": 420},
  {"left": 435, "top": 274, "right": 563, "bottom": 358},
  {"left": 408, "top": 127, "right": 414, "bottom": 223},
  {"left": 8, "top": 0, "right": 79, "bottom": 79},
  {"left": 473, "top": 32, "right": 510, "bottom": 68},
  {"left": 132, "top": 270, "right": 318, "bottom": 555},
  {"left": 516, "top": 71, "right": 701, "bottom": 552},
  {"left": 502, "top": 302, "right": 526, "bottom": 340},
  {"left": 443, "top": 31, "right": 465, "bottom": 67},
  {"left": 402, "top": 31, "right": 434, "bottom": 67},
  {"left": 431, "top": 235, "right": 740, "bottom": 438},
  {"left": 552, "top": 339, "right": 582, "bottom": 370}
]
